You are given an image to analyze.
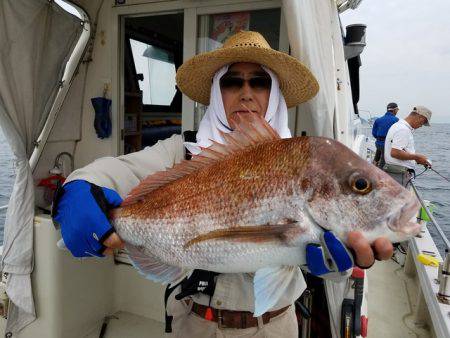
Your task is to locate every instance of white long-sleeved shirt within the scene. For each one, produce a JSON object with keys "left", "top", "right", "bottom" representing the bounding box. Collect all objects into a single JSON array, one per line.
[{"left": 65, "top": 134, "right": 306, "bottom": 312}]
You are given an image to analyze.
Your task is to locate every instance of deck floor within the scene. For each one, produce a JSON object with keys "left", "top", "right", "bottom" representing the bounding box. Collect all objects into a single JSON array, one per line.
[
  {"left": 84, "top": 259, "right": 434, "bottom": 338},
  {"left": 84, "top": 311, "right": 166, "bottom": 338},
  {"left": 367, "top": 259, "right": 432, "bottom": 338}
]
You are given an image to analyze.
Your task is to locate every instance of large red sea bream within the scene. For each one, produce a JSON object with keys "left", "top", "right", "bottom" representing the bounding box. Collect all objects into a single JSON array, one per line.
[{"left": 111, "top": 113, "right": 420, "bottom": 315}]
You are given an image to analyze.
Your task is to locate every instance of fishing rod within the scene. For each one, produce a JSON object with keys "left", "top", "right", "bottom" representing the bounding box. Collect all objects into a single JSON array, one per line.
[
  {"left": 405, "top": 161, "right": 450, "bottom": 250},
  {"left": 412, "top": 161, "right": 450, "bottom": 186},
  {"left": 409, "top": 179, "right": 450, "bottom": 251},
  {"left": 429, "top": 167, "right": 450, "bottom": 183},
  {"left": 423, "top": 160, "right": 450, "bottom": 183}
]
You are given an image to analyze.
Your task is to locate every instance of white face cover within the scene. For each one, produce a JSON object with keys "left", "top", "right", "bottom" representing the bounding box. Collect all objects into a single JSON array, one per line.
[{"left": 184, "top": 65, "right": 291, "bottom": 155}]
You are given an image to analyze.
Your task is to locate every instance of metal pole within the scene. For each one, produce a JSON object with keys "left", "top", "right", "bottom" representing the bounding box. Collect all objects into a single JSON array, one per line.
[
  {"left": 409, "top": 179, "right": 450, "bottom": 250},
  {"left": 28, "top": 8, "right": 91, "bottom": 174}
]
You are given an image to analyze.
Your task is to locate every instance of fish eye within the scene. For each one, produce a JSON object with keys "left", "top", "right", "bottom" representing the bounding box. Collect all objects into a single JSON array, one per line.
[{"left": 349, "top": 174, "right": 372, "bottom": 195}]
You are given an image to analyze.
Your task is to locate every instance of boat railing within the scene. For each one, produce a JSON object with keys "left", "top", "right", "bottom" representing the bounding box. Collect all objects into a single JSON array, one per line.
[{"left": 408, "top": 178, "right": 450, "bottom": 336}]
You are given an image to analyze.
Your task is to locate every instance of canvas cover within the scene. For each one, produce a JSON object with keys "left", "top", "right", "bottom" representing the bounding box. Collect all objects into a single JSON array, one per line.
[
  {"left": 0, "top": 0, "right": 82, "bottom": 332},
  {"left": 283, "top": 0, "right": 337, "bottom": 138}
]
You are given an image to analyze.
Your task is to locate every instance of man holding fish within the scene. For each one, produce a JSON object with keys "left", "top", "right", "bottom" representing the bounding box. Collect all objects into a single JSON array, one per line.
[{"left": 53, "top": 31, "right": 419, "bottom": 337}]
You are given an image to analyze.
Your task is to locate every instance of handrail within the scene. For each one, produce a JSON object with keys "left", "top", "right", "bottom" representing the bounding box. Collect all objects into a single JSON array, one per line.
[
  {"left": 0, "top": 205, "right": 8, "bottom": 212},
  {"left": 28, "top": 3, "right": 91, "bottom": 174},
  {"left": 410, "top": 179, "right": 450, "bottom": 250}
]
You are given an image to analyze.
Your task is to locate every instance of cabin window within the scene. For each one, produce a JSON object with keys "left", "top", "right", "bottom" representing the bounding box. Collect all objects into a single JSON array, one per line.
[
  {"left": 197, "top": 9, "right": 281, "bottom": 52},
  {"left": 195, "top": 8, "right": 281, "bottom": 127},
  {"left": 123, "top": 13, "right": 183, "bottom": 154},
  {"left": 129, "top": 39, "right": 177, "bottom": 106}
]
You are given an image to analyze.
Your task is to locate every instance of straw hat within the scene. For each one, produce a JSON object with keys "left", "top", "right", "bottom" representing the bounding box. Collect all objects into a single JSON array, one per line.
[{"left": 176, "top": 31, "right": 319, "bottom": 108}]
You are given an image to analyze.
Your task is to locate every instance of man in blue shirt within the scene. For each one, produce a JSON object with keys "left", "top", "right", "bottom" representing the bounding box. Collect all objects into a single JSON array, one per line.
[{"left": 372, "top": 102, "right": 399, "bottom": 168}]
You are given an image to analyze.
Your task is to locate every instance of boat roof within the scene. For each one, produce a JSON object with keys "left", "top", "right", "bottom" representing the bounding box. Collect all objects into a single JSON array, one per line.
[{"left": 69, "top": 0, "right": 364, "bottom": 21}]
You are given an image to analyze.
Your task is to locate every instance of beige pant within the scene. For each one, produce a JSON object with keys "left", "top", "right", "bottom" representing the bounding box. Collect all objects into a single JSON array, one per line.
[
  {"left": 168, "top": 301, "right": 298, "bottom": 338},
  {"left": 386, "top": 170, "right": 412, "bottom": 187},
  {"left": 383, "top": 164, "right": 412, "bottom": 187}
]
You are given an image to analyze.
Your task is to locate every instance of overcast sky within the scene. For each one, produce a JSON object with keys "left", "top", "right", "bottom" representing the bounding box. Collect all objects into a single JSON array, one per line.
[{"left": 341, "top": 0, "right": 450, "bottom": 123}]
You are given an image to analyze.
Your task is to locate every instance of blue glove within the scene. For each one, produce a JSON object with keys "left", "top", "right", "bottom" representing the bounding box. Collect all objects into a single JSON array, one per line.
[
  {"left": 52, "top": 180, "right": 123, "bottom": 258},
  {"left": 306, "top": 231, "right": 354, "bottom": 277}
]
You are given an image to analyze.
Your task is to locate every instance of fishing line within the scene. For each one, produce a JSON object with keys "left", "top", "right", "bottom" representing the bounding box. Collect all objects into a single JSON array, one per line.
[
  {"left": 414, "top": 167, "right": 428, "bottom": 179},
  {"left": 405, "top": 167, "right": 427, "bottom": 188}
]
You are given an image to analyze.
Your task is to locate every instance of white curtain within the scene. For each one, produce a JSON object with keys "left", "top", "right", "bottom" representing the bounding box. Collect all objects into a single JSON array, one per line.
[
  {"left": 282, "top": 0, "right": 336, "bottom": 138},
  {"left": 0, "top": 0, "right": 82, "bottom": 332},
  {"left": 282, "top": 1, "right": 350, "bottom": 337}
]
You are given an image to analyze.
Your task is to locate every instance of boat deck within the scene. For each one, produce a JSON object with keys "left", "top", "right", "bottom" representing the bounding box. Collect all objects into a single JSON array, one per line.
[
  {"left": 367, "top": 259, "right": 433, "bottom": 338},
  {"left": 0, "top": 267, "right": 438, "bottom": 338},
  {"left": 82, "top": 259, "right": 435, "bottom": 338},
  {"left": 85, "top": 311, "right": 165, "bottom": 338}
]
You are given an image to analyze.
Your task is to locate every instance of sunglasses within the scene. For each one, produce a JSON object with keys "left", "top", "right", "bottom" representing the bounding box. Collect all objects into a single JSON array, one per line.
[{"left": 220, "top": 75, "right": 272, "bottom": 91}]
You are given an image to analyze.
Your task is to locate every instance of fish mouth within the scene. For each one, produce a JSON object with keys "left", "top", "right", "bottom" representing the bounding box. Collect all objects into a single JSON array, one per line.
[{"left": 386, "top": 197, "right": 421, "bottom": 236}]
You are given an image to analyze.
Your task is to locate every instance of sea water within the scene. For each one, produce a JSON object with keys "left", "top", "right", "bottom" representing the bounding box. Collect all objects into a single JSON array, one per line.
[{"left": 0, "top": 125, "right": 449, "bottom": 252}]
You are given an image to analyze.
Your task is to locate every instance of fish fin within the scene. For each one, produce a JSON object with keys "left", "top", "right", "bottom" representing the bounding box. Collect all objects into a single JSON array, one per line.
[
  {"left": 253, "top": 266, "right": 299, "bottom": 317},
  {"left": 125, "top": 243, "right": 186, "bottom": 284},
  {"left": 184, "top": 220, "right": 299, "bottom": 248},
  {"left": 121, "top": 159, "right": 208, "bottom": 206},
  {"left": 233, "top": 113, "right": 281, "bottom": 142},
  {"left": 122, "top": 113, "right": 279, "bottom": 206}
]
